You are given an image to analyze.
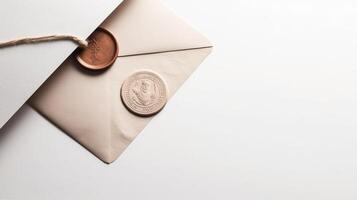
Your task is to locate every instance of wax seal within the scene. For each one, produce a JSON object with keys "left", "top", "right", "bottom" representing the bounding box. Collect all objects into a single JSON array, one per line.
[
  {"left": 76, "top": 27, "right": 118, "bottom": 70},
  {"left": 121, "top": 71, "right": 168, "bottom": 117}
]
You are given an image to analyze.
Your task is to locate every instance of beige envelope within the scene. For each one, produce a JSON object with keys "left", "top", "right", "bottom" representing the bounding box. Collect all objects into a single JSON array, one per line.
[{"left": 29, "top": 0, "right": 212, "bottom": 163}]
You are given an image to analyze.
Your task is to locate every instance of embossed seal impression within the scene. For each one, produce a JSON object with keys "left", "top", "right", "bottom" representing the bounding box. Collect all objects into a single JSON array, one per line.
[
  {"left": 76, "top": 27, "right": 118, "bottom": 70},
  {"left": 121, "top": 71, "right": 168, "bottom": 117}
]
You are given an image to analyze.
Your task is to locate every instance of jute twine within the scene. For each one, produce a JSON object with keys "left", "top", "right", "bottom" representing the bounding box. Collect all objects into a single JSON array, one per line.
[{"left": 0, "top": 35, "right": 88, "bottom": 49}]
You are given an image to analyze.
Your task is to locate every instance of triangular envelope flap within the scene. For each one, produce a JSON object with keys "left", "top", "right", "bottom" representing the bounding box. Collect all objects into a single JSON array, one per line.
[
  {"left": 101, "top": 0, "right": 212, "bottom": 56},
  {"left": 31, "top": 48, "right": 212, "bottom": 163}
]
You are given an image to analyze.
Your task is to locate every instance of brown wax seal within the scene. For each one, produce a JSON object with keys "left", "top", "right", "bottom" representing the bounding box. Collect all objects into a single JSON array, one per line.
[
  {"left": 121, "top": 71, "right": 168, "bottom": 117},
  {"left": 76, "top": 27, "right": 118, "bottom": 70}
]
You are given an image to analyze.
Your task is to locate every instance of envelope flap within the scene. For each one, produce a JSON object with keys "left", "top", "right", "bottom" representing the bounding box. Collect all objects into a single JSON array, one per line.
[
  {"left": 31, "top": 47, "right": 213, "bottom": 163},
  {"left": 101, "top": 0, "right": 212, "bottom": 56}
]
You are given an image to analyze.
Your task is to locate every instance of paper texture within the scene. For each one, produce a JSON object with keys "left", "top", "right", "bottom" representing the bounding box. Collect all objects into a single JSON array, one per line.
[{"left": 30, "top": 0, "right": 212, "bottom": 163}]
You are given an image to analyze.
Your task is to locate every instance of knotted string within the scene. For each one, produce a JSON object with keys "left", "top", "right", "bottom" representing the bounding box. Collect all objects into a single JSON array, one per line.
[{"left": 0, "top": 35, "right": 88, "bottom": 49}]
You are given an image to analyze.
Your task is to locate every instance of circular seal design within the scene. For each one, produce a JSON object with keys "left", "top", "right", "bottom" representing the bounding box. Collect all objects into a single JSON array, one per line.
[
  {"left": 121, "top": 71, "right": 168, "bottom": 117},
  {"left": 76, "top": 27, "right": 119, "bottom": 70}
]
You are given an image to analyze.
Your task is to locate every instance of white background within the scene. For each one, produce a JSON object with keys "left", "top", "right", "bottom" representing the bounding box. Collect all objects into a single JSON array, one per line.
[{"left": 1, "top": 0, "right": 357, "bottom": 199}]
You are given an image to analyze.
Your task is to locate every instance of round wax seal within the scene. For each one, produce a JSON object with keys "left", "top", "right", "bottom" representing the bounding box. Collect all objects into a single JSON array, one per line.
[
  {"left": 76, "top": 27, "right": 118, "bottom": 70},
  {"left": 121, "top": 71, "right": 168, "bottom": 117}
]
